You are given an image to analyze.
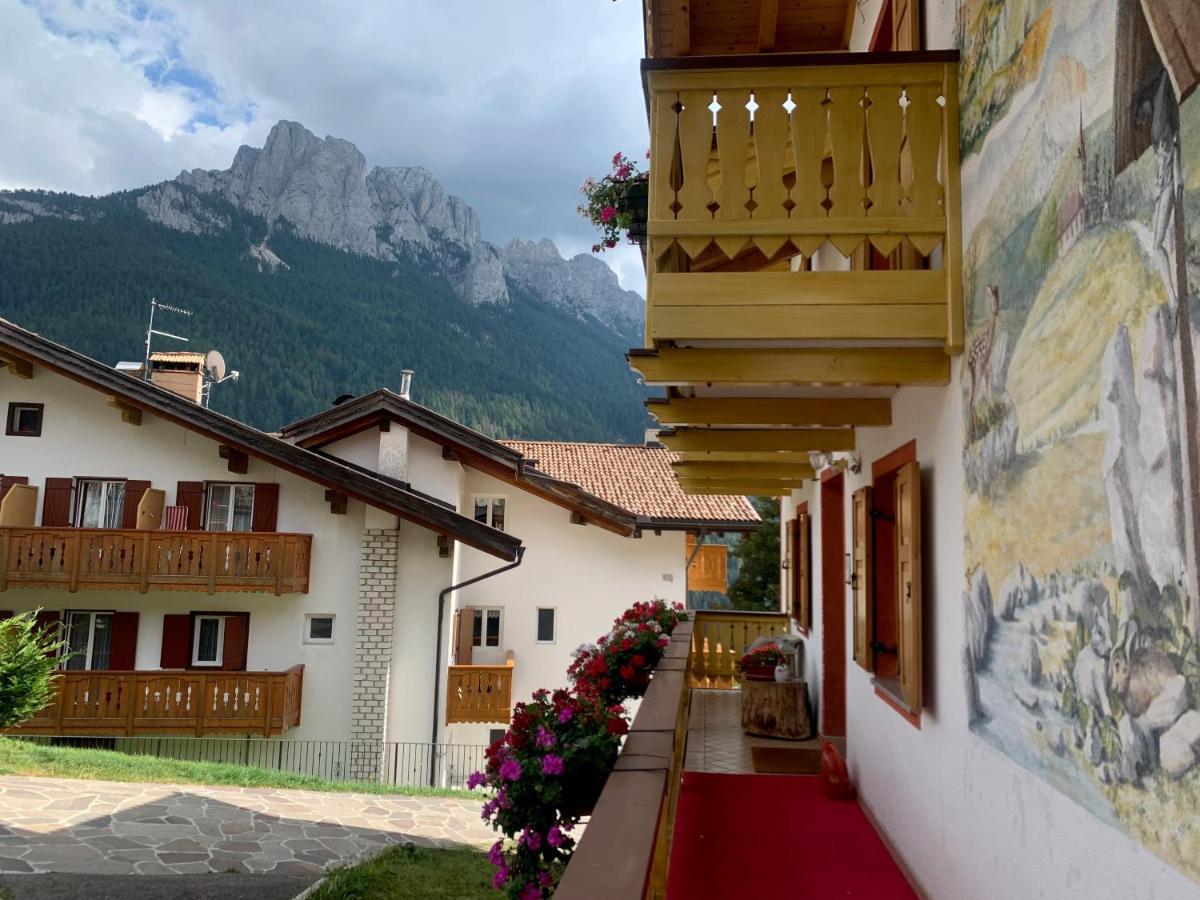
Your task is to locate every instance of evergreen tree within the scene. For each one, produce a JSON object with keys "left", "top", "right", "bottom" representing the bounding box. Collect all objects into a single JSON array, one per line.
[{"left": 727, "top": 497, "right": 781, "bottom": 611}]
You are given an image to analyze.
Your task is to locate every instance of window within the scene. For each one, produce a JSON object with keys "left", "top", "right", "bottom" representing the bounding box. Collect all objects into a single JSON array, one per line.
[
  {"left": 5, "top": 403, "right": 43, "bottom": 437},
  {"left": 472, "top": 608, "right": 502, "bottom": 648},
  {"left": 77, "top": 479, "right": 125, "bottom": 528},
  {"left": 536, "top": 608, "right": 556, "bottom": 644},
  {"left": 62, "top": 611, "right": 113, "bottom": 670},
  {"left": 192, "top": 615, "right": 226, "bottom": 666},
  {"left": 488, "top": 728, "right": 506, "bottom": 746},
  {"left": 472, "top": 495, "right": 506, "bottom": 531},
  {"left": 305, "top": 614, "right": 335, "bottom": 644},
  {"left": 206, "top": 483, "right": 255, "bottom": 532}
]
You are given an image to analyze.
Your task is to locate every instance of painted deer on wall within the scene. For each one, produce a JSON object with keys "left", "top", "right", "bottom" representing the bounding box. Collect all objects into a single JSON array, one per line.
[{"left": 967, "top": 284, "right": 1001, "bottom": 422}]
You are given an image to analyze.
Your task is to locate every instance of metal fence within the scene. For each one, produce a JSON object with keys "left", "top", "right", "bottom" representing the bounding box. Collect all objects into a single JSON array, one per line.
[{"left": 10, "top": 735, "right": 488, "bottom": 790}]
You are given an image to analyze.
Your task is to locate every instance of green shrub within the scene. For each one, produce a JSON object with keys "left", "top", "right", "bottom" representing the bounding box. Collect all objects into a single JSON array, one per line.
[{"left": 0, "top": 612, "right": 67, "bottom": 729}]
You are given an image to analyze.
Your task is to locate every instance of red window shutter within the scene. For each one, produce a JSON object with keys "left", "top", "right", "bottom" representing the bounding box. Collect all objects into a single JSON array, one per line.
[
  {"left": 175, "top": 482, "right": 205, "bottom": 530},
  {"left": 41, "top": 478, "right": 74, "bottom": 527},
  {"left": 251, "top": 484, "right": 279, "bottom": 532},
  {"left": 222, "top": 613, "right": 249, "bottom": 671},
  {"left": 121, "top": 481, "right": 151, "bottom": 530},
  {"left": 0, "top": 475, "right": 28, "bottom": 501},
  {"left": 109, "top": 612, "right": 139, "bottom": 670},
  {"left": 160, "top": 614, "right": 191, "bottom": 668}
]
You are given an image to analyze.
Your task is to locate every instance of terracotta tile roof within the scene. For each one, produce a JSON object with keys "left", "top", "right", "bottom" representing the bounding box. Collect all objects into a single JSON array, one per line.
[
  {"left": 501, "top": 441, "right": 760, "bottom": 526},
  {"left": 150, "top": 351, "right": 206, "bottom": 364}
]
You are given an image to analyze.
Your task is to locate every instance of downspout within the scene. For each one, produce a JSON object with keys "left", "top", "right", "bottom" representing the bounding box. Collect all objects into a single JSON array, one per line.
[{"left": 430, "top": 546, "right": 525, "bottom": 782}]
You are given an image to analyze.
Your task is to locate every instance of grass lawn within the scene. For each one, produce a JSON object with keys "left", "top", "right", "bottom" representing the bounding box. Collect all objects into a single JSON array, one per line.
[
  {"left": 309, "top": 844, "right": 493, "bottom": 899},
  {"left": 0, "top": 738, "right": 474, "bottom": 799}
]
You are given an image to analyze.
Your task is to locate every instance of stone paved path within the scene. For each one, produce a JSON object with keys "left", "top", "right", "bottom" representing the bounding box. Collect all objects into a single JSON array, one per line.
[{"left": 0, "top": 775, "right": 492, "bottom": 878}]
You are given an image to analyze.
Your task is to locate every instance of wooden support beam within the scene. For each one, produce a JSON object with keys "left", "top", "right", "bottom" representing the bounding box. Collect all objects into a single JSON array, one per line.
[
  {"left": 759, "top": 0, "right": 779, "bottom": 50},
  {"left": 438, "top": 534, "right": 452, "bottom": 558},
  {"left": 219, "top": 445, "right": 249, "bottom": 474},
  {"left": 675, "top": 0, "right": 690, "bottom": 54},
  {"left": 0, "top": 355, "right": 33, "bottom": 379},
  {"left": 675, "top": 450, "right": 820, "bottom": 464},
  {"left": 442, "top": 446, "right": 459, "bottom": 461},
  {"left": 570, "top": 511, "right": 587, "bottom": 526},
  {"left": 629, "top": 347, "right": 950, "bottom": 386},
  {"left": 324, "top": 490, "right": 348, "bottom": 515},
  {"left": 648, "top": 397, "right": 891, "bottom": 427},
  {"left": 659, "top": 428, "right": 856, "bottom": 453},
  {"left": 678, "top": 481, "right": 801, "bottom": 496},
  {"left": 841, "top": 0, "right": 857, "bottom": 49},
  {"left": 673, "top": 461, "right": 816, "bottom": 480},
  {"left": 106, "top": 396, "right": 142, "bottom": 426}
]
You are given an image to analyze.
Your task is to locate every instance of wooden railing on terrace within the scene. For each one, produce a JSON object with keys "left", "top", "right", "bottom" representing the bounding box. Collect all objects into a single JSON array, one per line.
[
  {"left": 446, "top": 652, "right": 515, "bottom": 724},
  {"left": 643, "top": 52, "right": 963, "bottom": 352},
  {"left": 0, "top": 527, "right": 312, "bottom": 595},
  {"left": 8, "top": 666, "right": 304, "bottom": 737},
  {"left": 690, "top": 609, "right": 791, "bottom": 688}
]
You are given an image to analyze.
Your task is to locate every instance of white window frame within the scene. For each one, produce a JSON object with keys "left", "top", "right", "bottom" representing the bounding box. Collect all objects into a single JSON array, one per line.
[
  {"left": 76, "top": 479, "right": 126, "bottom": 528},
  {"left": 205, "top": 483, "right": 256, "bottom": 532},
  {"left": 471, "top": 494, "right": 507, "bottom": 531},
  {"left": 192, "top": 615, "right": 226, "bottom": 667},
  {"left": 62, "top": 610, "right": 114, "bottom": 670},
  {"left": 471, "top": 607, "right": 503, "bottom": 649},
  {"left": 535, "top": 607, "right": 557, "bottom": 644},
  {"left": 304, "top": 613, "right": 336, "bottom": 645}
]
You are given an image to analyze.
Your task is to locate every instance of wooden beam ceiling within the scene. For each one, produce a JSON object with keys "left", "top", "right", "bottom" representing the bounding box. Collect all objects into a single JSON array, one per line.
[
  {"left": 648, "top": 397, "right": 891, "bottom": 427},
  {"left": 630, "top": 347, "right": 950, "bottom": 387},
  {"left": 659, "top": 428, "right": 856, "bottom": 453},
  {"left": 673, "top": 461, "right": 816, "bottom": 480},
  {"left": 675, "top": 0, "right": 690, "bottom": 54},
  {"left": 678, "top": 480, "right": 803, "bottom": 496},
  {"left": 674, "top": 450, "right": 820, "bottom": 464}
]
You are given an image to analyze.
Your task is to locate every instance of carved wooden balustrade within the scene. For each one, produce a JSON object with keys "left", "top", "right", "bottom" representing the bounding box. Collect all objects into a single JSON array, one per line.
[
  {"left": 9, "top": 666, "right": 304, "bottom": 737},
  {"left": 0, "top": 528, "right": 311, "bottom": 595},
  {"left": 689, "top": 609, "right": 791, "bottom": 689},
  {"left": 643, "top": 52, "right": 963, "bottom": 352},
  {"left": 446, "top": 652, "right": 515, "bottom": 724}
]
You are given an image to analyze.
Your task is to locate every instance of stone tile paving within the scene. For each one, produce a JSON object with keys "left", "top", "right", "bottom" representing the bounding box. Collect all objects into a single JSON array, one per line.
[{"left": 0, "top": 775, "right": 493, "bottom": 877}]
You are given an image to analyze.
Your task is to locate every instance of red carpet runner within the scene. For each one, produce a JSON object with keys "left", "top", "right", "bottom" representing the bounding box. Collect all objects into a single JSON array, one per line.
[{"left": 666, "top": 772, "right": 916, "bottom": 898}]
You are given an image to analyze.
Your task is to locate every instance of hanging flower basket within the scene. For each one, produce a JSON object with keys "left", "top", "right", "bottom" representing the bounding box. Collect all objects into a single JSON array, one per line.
[
  {"left": 578, "top": 153, "right": 650, "bottom": 252},
  {"left": 622, "top": 176, "right": 649, "bottom": 246}
]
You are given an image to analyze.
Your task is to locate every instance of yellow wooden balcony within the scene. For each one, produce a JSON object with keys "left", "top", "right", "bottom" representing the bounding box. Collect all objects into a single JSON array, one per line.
[
  {"left": 642, "top": 51, "right": 962, "bottom": 351},
  {"left": 446, "top": 652, "right": 515, "bottom": 724},
  {"left": 0, "top": 527, "right": 312, "bottom": 595},
  {"left": 8, "top": 666, "right": 304, "bottom": 737}
]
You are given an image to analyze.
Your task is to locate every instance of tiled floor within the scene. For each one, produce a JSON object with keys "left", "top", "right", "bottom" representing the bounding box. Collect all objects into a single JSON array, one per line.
[{"left": 684, "top": 688, "right": 821, "bottom": 774}]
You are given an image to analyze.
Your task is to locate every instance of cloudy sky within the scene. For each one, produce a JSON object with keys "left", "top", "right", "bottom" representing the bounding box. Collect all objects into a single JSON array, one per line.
[{"left": 0, "top": 0, "right": 650, "bottom": 292}]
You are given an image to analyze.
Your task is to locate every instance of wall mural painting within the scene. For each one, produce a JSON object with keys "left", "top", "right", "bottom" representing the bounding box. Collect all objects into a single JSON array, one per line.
[{"left": 958, "top": 0, "right": 1200, "bottom": 881}]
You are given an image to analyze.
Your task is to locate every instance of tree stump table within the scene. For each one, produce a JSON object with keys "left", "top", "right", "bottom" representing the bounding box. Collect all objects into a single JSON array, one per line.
[{"left": 740, "top": 679, "right": 813, "bottom": 739}]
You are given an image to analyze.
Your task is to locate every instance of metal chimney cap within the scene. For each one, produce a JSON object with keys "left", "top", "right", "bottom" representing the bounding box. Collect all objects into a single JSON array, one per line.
[{"left": 399, "top": 369, "right": 415, "bottom": 400}]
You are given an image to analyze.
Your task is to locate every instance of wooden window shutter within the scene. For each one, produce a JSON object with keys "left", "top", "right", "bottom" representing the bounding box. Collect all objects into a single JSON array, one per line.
[
  {"left": 852, "top": 487, "right": 874, "bottom": 670},
  {"left": 109, "top": 611, "right": 139, "bottom": 670},
  {"left": 251, "top": 483, "right": 280, "bottom": 532},
  {"left": 785, "top": 519, "right": 796, "bottom": 619},
  {"left": 160, "top": 614, "right": 191, "bottom": 668},
  {"left": 895, "top": 461, "right": 923, "bottom": 712},
  {"left": 222, "top": 613, "right": 250, "bottom": 671},
  {"left": 456, "top": 608, "right": 474, "bottom": 665},
  {"left": 0, "top": 475, "right": 28, "bottom": 500},
  {"left": 41, "top": 478, "right": 74, "bottom": 527},
  {"left": 175, "top": 482, "right": 205, "bottom": 530},
  {"left": 121, "top": 480, "right": 151, "bottom": 530},
  {"left": 797, "top": 509, "right": 811, "bottom": 631}
]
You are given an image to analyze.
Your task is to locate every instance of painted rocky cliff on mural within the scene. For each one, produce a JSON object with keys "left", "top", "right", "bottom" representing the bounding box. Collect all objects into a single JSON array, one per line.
[{"left": 957, "top": 0, "right": 1200, "bottom": 882}]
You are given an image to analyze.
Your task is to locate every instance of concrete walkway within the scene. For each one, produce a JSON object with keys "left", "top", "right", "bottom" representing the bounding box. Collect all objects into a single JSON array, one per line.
[{"left": 0, "top": 775, "right": 492, "bottom": 882}]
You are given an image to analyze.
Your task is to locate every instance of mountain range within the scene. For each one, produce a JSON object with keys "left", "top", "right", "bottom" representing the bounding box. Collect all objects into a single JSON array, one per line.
[{"left": 0, "top": 121, "right": 649, "bottom": 440}]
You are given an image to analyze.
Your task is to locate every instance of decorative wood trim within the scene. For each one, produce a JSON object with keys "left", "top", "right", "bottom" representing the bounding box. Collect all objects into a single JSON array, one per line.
[
  {"left": 324, "top": 490, "right": 348, "bottom": 515},
  {"left": 105, "top": 396, "right": 142, "bottom": 426}
]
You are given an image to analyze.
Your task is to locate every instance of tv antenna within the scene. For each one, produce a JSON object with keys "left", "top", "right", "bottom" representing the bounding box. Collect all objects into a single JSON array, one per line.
[
  {"left": 201, "top": 349, "right": 240, "bottom": 408},
  {"left": 142, "top": 297, "right": 192, "bottom": 380}
]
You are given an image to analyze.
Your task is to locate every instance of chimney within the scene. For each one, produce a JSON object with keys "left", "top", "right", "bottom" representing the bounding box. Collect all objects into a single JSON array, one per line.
[
  {"left": 644, "top": 428, "right": 663, "bottom": 447},
  {"left": 399, "top": 369, "right": 414, "bottom": 400},
  {"left": 148, "top": 351, "right": 205, "bottom": 403}
]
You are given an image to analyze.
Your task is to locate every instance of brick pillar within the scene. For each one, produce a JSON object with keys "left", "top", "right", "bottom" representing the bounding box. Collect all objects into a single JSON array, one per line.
[{"left": 349, "top": 528, "right": 399, "bottom": 780}]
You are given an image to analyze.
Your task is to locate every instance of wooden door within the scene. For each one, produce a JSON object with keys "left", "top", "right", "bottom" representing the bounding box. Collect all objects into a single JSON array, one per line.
[
  {"left": 895, "top": 462, "right": 922, "bottom": 711},
  {"left": 852, "top": 487, "right": 874, "bottom": 670}
]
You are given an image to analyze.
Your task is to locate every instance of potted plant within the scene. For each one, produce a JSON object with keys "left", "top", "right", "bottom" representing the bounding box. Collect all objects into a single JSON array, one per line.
[
  {"left": 578, "top": 152, "right": 650, "bottom": 252},
  {"left": 738, "top": 643, "right": 788, "bottom": 682},
  {"left": 567, "top": 600, "right": 688, "bottom": 705}
]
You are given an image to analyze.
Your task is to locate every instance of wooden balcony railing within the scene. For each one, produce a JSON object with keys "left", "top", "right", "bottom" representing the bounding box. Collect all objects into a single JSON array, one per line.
[
  {"left": 556, "top": 620, "right": 694, "bottom": 900},
  {"left": 643, "top": 52, "right": 963, "bottom": 352},
  {"left": 690, "top": 609, "right": 791, "bottom": 688},
  {"left": 446, "top": 652, "right": 515, "bottom": 724},
  {"left": 8, "top": 666, "right": 304, "bottom": 737},
  {"left": 0, "top": 528, "right": 312, "bottom": 595}
]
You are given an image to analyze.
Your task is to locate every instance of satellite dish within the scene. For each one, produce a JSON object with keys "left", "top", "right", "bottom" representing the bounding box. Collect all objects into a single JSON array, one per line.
[{"left": 204, "top": 350, "right": 226, "bottom": 382}]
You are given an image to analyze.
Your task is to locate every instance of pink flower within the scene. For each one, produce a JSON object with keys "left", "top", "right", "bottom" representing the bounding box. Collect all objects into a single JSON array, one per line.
[
  {"left": 558, "top": 707, "right": 574, "bottom": 724},
  {"left": 547, "top": 825, "right": 565, "bottom": 848},
  {"left": 520, "top": 884, "right": 541, "bottom": 900},
  {"left": 493, "top": 865, "right": 509, "bottom": 889},
  {"left": 542, "top": 754, "right": 565, "bottom": 776},
  {"left": 467, "top": 770, "right": 487, "bottom": 790},
  {"left": 535, "top": 726, "right": 555, "bottom": 749},
  {"left": 599, "top": 205, "right": 617, "bottom": 223},
  {"left": 616, "top": 163, "right": 633, "bottom": 179},
  {"left": 612, "top": 152, "right": 624, "bottom": 167},
  {"left": 538, "top": 871, "right": 553, "bottom": 887},
  {"left": 488, "top": 841, "right": 504, "bottom": 866},
  {"left": 499, "top": 758, "right": 522, "bottom": 782},
  {"left": 604, "top": 238, "right": 617, "bottom": 248},
  {"left": 522, "top": 827, "right": 542, "bottom": 851}
]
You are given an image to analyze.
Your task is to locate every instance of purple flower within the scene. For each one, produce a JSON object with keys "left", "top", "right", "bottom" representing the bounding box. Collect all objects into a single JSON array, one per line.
[
  {"left": 535, "top": 726, "right": 555, "bottom": 749},
  {"left": 557, "top": 707, "right": 574, "bottom": 724},
  {"left": 467, "top": 771, "right": 487, "bottom": 790},
  {"left": 519, "top": 884, "right": 541, "bottom": 900},
  {"left": 538, "top": 871, "right": 553, "bottom": 887},
  {"left": 497, "top": 787, "right": 510, "bottom": 809},
  {"left": 542, "top": 754, "right": 565, "bottom": 776},
  {"left": 488, "top": 841, "right": 504, "bottom": 866},
  {"left": 480, "top": 800, "right": 497, "bottom": 820},
  {"left": 521, "top": 828, "right": 542, "bottom": 851},
  {"left": 499, "top": 758, "right": 523, "bottom": 782},
  {"left": 493, "top": 864, "right": 509, "bottom": 889},
  {"left": 547, "top": 825, "right": 565, "bottom": 848}
]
